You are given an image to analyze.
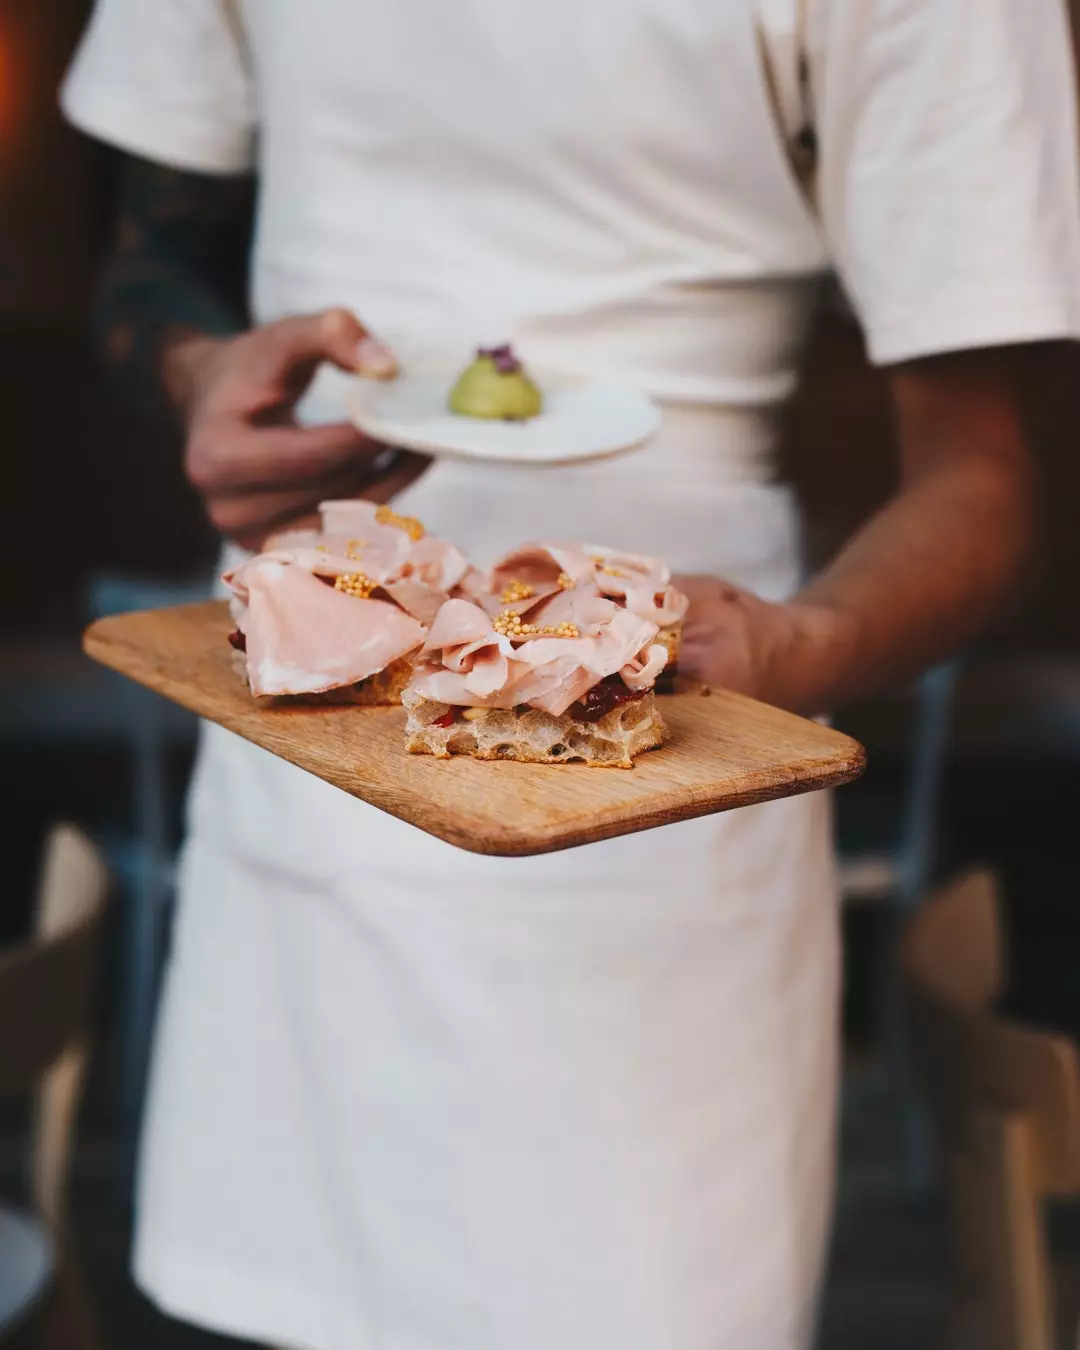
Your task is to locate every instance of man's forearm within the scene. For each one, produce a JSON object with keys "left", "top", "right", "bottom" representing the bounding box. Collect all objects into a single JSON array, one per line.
[
  {"left": 786, "top": 349, "right": 1036, "bottom": 711},
  {"left": 93, "top": 154, "right": 254, "bottom": 418},
  {"left": 790, "top": 452, "right": 1034, "bottom": 709}
]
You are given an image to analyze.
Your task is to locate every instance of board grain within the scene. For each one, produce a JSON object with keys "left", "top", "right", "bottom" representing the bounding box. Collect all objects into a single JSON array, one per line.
[{"left": 84, "top": 601, "right": 866, "bottom": 857}]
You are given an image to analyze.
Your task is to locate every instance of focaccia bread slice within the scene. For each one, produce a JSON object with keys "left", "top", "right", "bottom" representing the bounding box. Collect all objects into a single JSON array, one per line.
[
  {"left": 403, "top": 688, "right": 666, "bottom": 769},
  {"left": 655, "top": 620, "right": 682, "bottom": 677}
]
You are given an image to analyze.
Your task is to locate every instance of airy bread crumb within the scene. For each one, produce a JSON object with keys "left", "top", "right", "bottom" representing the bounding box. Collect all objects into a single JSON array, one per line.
[{"left": 403, "top": 690, "right": 666, "bottom": 768}]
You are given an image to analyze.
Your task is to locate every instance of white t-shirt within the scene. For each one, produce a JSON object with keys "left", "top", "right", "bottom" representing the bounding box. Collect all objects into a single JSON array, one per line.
[{"left": 63, "top": 0, "right": 1080, "bottom": 402}]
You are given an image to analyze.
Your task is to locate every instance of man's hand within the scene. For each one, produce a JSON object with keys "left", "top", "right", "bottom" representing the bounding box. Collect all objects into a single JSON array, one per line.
[
  {"left": 679, "top": 347, "right": 1037, "bottom": 717},
  {"left": 675, "top": 575, "right": 856, "bottom": 716},
  {"left": 168, "top": 307, "right": 429, "bottom": 551}
]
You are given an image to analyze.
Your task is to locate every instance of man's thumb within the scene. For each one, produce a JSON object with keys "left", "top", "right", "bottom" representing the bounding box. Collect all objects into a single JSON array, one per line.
[{"left": 253, "top": 308, "right": 399, "bottom": 384}]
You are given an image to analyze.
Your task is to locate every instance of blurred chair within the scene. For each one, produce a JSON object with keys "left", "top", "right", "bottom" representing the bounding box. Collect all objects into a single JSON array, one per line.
[
  {"left": 839, "top": 660, "right": 958, "bottom": 910},
  {"left": 900, "top": 869, "right": 1080, "bottom": 1350},
  {"left": 0, "top": 824, "right": 110, "bottom": 1348},
  {"left": 838, "top": 660, "right": 960, "bottom": 1188},
  {"left": 0, "top": 574, "right": 203, "bottom": 1143}
]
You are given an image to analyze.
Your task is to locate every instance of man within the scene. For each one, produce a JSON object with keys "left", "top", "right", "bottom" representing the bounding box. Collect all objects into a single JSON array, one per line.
[{"left": 63, "top": 2, "right": 1080, "bottom": 1347}]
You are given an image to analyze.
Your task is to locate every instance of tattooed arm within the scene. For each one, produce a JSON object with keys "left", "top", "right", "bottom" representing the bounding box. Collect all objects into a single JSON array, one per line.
[
  {"left": 95, "top": 153, "right": 425, "bottom": 549},
  {"left": 94, "top": 154, "right": 255, "bottom": 417}
]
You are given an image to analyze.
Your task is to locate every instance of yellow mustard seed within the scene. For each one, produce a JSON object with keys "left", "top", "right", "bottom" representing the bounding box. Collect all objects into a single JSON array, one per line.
[
  {"left": 500, "top": 580, "right": 535, "bottom": 604},
  {"left": 589, "top": 555, "right": 629, "bottom": 579},
  {"left": 375, "top": 505, "right": 425, "bottom": 540},
  {"left": 334, "top": 572, "right": 377, "bottom": 600}
]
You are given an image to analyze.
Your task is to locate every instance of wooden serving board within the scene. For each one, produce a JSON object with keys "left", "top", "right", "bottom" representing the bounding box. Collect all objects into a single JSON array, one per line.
[{"left": 84, "top": 601, "right": 866, "bottom": 857}]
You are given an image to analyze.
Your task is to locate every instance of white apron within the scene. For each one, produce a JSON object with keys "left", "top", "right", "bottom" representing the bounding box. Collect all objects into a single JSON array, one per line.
[{"left": 134, "top": 402, "right": 840, "bottom": 1350}]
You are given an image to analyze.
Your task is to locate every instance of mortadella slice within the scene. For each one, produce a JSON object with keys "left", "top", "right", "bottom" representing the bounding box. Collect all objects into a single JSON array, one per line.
[
  {"left": 242, "top": 561, "right": 424, "bottom": 697},
  {"left": 582, "top": 543, "right": 690, "bottom": 626},
  {"left": 409, "top": 600, "right": 666, "bottom": 716}
]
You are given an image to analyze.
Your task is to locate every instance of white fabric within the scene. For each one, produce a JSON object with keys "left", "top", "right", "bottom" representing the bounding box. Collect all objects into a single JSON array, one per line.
[
  {"left": 809, "top": 0, "right": 1080, "bottom": 365},
  {"left": 63, "top": 0, "right": 1080, "bottom": 388},
  {"left": 139, "top": 480, "right": 840, "bottom": 1350},
  {"left": 61, "top": 1, "right": 1080, "bottom": 1348},
  {"left": 61, "top": 0, "right": 255, "bottom": 175}
]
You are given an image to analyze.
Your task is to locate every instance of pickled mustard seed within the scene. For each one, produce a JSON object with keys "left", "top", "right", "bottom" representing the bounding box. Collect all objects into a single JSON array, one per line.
[
  {"left": 499, "top": 580, "right": 536, "bottom": 604},
  {"left": 374, "top": 506, "right": 425, "bottom": 540},
  {"left": 493, "top": 611, "right": 580, "bottom": 640},
  {"left": 334, "top": 572, "right": 377, "bottom": 600}
]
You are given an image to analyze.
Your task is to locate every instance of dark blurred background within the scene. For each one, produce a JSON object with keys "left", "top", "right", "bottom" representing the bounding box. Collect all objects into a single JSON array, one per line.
[{"left": 2, "top": 3, "right": 1080, "bottom": 1348}]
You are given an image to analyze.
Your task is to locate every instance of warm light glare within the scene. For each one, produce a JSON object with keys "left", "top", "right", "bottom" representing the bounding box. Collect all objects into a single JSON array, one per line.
[{"left": 0, "top": 21, "right": 19, "bottom": 165}]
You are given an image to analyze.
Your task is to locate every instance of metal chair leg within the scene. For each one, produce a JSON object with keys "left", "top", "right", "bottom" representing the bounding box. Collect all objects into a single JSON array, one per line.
[{"left": 888, "top": 661, "right": 960, "bottom": 1189}]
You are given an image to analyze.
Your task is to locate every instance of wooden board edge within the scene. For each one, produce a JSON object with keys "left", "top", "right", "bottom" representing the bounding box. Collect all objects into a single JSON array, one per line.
[
  {"left": 83, "top": 611, "right": 161, "bottom": 658},
  {"left": 471, "top": 745, "right": 868, "bottom": 857}
]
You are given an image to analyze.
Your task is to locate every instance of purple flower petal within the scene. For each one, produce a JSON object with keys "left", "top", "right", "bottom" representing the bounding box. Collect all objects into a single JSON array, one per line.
[{"left": 477, "top": 343, "right": 522, "bottom": 374}]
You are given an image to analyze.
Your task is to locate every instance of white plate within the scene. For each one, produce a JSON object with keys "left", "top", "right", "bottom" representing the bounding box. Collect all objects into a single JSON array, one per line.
[{"left": 345, "top": 366, "right": 661, "bottom": 465}]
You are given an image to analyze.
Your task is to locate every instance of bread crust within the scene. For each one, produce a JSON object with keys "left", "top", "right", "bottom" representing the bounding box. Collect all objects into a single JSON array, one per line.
[
  {"left": 403, "top": 689, "right": 666, "bottom": 769},
  {"left": 654, "top": 619, "right": 682, "bottom": 687}
]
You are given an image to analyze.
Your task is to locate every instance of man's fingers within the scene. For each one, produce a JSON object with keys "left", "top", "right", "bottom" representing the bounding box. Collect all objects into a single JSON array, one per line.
[
  {"left": 674, "top": 575, "right": 750, "bottom": 639},
  {"left": 243, "top": 309, "right": 398, "bottom": 390},
  {"left": 187, "top": 420, "right": 379, "bottom": 493}
]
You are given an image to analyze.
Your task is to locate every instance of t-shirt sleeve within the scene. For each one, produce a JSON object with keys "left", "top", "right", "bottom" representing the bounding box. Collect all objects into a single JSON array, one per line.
[
  {"left": 60, "top": 0, "right": 255, "bottom": 175},
  {"left": 813, "top": 0, "right": 1080, "bottom": 366}
]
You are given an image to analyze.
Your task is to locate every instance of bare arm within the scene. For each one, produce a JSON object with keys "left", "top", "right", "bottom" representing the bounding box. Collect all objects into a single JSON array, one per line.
[
  {"left": 796, "top": 348, "right": 1036, "bottom": 701},
  {"left": 678, "top": 347, "right": 1038, "bottom": 714},
  {"left": 95, "top": 153, "right": 421, "bottom": 549}
]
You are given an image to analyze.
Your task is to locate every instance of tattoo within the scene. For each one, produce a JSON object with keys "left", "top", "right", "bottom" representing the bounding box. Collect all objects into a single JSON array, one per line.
[{"left": 93, "top": 153, "right": 255, "bottom": 416}]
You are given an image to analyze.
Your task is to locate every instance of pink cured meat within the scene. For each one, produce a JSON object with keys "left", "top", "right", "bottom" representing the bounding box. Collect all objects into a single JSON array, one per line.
[
  {"left": 410, "top": 599, "right": 666, "bottom": 717},
  {"left": 417, "top": 599, "right": 515, "bottom": 699},
  {"left": 481, "top": 542, "right": 596, "bottom": 618},
  {"left": 317, "top": 502, "right": 470, "bottom": 592},
  {"left": 227, "top": 502, "right": 470, "bottom": 629},
  {"left": 317, "top": 498, "right": 410, "bottom": 541},
  {"left": 583, "top": 543, "right": 690, "bottom": 627},
  {"left": 241, "top": 561, "right": 424, "bottom": 697},
  {"left": 229, "top": 530, "right": 411, "bottom": 587},
  {"left": 484, "top": 540, "right": 689, "bottom": 628},
  {"left": 489, "top": 542, "right": 595, "bottom": 595},
  {"left": 402, "top": 534, "right": 470, "bottom": 593}
]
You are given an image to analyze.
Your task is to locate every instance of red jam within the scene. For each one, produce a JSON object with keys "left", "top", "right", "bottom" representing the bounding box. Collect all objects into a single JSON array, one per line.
[
  {"left": 572, "top": 675, "right": 645, "bottom": 723},
  {"left": 432, "top": 710, "right": 456, "bottom": 728},
  {"left": 227, "top": 629, "right": 246, "bottom": 652}
]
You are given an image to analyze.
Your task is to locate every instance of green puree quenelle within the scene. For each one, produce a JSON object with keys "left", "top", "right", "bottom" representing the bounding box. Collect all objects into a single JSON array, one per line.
[{"left": 448, "top": 345, "right": 543, "bottom": 421}]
